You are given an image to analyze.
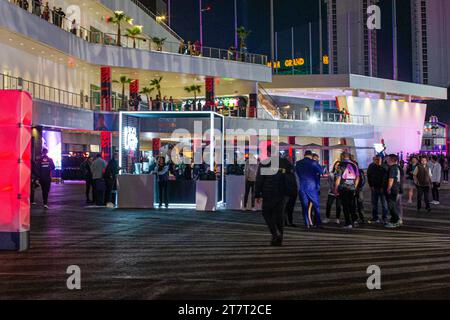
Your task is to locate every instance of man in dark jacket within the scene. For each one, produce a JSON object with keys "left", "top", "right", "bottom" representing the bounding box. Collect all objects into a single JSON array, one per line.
[
  {"left": 36, "top": 148, "right": 55, "bottom": 209},
  {"left": 80, "top": 156, "right": 94, "bottom": 203},
  {"left": 104, "top": 152, "right": 120, "bottom": 206},
  {"left": 282, "top": 156, "right": 299, "bottom": 227},
  {"left": 255, "top": 149, "right": 287, "bottom": 246},
  {"left": 367, "top": 156, "right": 388, "bottom": 224}
]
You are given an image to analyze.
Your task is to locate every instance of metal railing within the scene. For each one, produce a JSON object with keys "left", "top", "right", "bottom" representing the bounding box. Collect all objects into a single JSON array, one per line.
[{"left": 9, "top": 0, "right": 268, "bottom": 66}]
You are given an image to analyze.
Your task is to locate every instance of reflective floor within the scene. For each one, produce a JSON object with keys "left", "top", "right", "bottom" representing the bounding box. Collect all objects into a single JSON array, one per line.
[{"left": 1, "top": 181, "right": 450, "bottom": 299}]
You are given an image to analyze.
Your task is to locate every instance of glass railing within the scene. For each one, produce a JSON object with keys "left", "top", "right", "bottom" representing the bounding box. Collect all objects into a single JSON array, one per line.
[
  {"left": 9, "top": 0, "right": 268, "bottom": 66},
  {"left": 1, "top": 73, "right": 370, "bottom": 124},
  {"left": 278, "top": 110, "right": 371, "bottom": 125}
]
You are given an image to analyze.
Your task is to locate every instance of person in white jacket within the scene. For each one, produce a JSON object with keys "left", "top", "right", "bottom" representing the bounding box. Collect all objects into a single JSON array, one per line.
[{"left": 430, "top": 155, "right": 442, "bottom": 205}]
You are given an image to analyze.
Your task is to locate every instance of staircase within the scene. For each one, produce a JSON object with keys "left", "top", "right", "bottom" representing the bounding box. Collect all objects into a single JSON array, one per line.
[{"left": 258, "top": 85, "right": 281, "bottom": 120}]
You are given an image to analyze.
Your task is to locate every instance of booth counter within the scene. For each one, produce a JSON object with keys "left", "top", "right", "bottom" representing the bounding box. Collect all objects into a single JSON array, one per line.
[
  {"left": 117, "top": 174, "right": 155, "bottom": 209},
  {"left": 225, "top": 175, "right": 246, "bottom": 210},
  {"left": 196, "top": 180, "right": 219, "bottom": 211}
]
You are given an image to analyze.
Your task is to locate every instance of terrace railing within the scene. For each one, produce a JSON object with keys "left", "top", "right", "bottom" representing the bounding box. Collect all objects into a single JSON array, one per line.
[{"left": 10, "top": 0, "right": 268, "bottom": 66}]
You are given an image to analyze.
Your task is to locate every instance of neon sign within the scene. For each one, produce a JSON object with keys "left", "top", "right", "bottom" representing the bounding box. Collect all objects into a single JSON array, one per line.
[
  {"left": 124, "top": 126, "right": 138, "bottom": 151},
  {"left": 267, "top": 57, "right": 305, "bottom": 69}
]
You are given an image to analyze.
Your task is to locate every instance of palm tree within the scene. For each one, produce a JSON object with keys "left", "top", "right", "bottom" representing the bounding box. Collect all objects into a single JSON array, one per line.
[
  {"left": 107, "top": 11, "right": 133, "bottom": 47},
  {"left": 151, "top": 37, "right": 166, "bottom": 51},
  {"left": 113, "top": 75, "right": 132, "bottom": 110},
  {"left": 236, "top": 26, "right": 251, "bottom": 51},
  {"left": 140, "top": 86, "right": 154, "bottom": 107},
  {"left": 184, "top": 84, "right": 202, "bottom": 103},
  {"left": 126, "top": 25, "right": 143, "bottom": 48},
  {"left": 150, "top": 77, "right": 163, "bottom": 99}
]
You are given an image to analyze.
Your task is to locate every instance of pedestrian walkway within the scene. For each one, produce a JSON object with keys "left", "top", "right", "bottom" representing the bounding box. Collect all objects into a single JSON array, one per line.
[{"left": 1, "top": 183, "right": 450, "bottom": 299}]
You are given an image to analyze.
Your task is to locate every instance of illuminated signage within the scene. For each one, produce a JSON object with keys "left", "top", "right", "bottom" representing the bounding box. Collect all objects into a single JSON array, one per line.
[
  {"left": 124, "top": 126, "right": 138, "bottom": 151},
  {"left": 268, "top": 57, "right": 305, "bottom": 69},
  {"left": 323, "top": 55, "right": 329, "bottom": 65}
]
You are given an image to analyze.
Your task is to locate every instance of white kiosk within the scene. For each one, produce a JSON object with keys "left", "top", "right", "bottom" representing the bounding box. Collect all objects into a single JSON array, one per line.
[{"left": 118, "top": 111, "right": 225, "bottom": 211}]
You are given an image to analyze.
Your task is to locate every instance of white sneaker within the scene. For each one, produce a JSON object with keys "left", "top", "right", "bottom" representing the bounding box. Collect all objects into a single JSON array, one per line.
[
  {"left": 252, "top": 207, "right": 257, "bottom": 212},
  {"left": 44, "top": 205, "right": 49, "bottom": 209},
  {"left": 106, "top": 202, "right": 115, "bottom": 208},
  {"left": 343, "top": 225, "right": 353, "bottom": 230},
  {"left": 399, "top": 219, "right": 404, "bottom": 226},
  {"left": 434, "top": 201, "right": 440, "bottom": 205},
  {"left": 335, "top": 219, "right": 340, "bottom": 225},
  {"left": 322, "top": 218, "right": 330, "bottom": 224}
]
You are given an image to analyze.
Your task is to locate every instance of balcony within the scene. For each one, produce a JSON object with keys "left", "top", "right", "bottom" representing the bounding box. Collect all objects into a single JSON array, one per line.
[{"left": 5, "top": 0, "right": 268, "bottom": 66}]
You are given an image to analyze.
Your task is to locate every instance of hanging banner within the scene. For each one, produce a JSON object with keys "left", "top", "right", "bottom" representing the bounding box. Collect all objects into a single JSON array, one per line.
[
  {"left": 101, "top": 66, "right": 112, "bottom": 111},
  {"left": 205, "top": 77, "right": 215, "bottom": 111},
  {"left": 101, "top": 131, "right": 112, "bottom": 161},
  {"left": 129, "top": 79, "right": 140, "bottom": 111},
  {"left": 152, "top": 138, "right": 161, "bottom": 157}
]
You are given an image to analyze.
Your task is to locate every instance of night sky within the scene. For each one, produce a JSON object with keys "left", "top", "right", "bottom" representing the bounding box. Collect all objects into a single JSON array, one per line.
[{"left": 169, "top": 0, "right": 414, "bottom": 81}]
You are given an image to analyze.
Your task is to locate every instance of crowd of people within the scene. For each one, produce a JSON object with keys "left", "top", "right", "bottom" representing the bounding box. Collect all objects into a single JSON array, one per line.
[
  {"left": 251, "top": 148, "right": 448, "bottom": 246},
  {"left": 14, "top": 1, "right": 72, "bottom": 31}
]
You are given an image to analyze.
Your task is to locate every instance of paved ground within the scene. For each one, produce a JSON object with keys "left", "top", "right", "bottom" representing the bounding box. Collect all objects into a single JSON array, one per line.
[{"left": 1, "top": 181, "right": 450, "bottom": 300}]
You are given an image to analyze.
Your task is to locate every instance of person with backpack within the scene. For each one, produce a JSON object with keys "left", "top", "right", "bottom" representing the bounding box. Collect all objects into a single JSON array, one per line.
[
  {"left": 414, "top": 156, "right": 432, "bottom": 212},
  {"left": 384, "top": 154, "right": 402, "bottom": 228},
  {"left": 295, "top": 150, "right": 323, "bottom": 229},
  {"left": 334, "top": 152, "right": 360, "bottom": 229},
  {"left": 324, "top": 161, "right": 342, "bottom": 224},
  {"left": 255, "top": 147, "right": 287, "bottom": 246}
]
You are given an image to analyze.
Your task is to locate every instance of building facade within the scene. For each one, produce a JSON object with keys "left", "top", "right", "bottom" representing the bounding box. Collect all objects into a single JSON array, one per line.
[
  {"left": 326, "top": 0, "right": 378, "bottom": 77},
  {"left": 411, "top": 0, "right": 450, "bottom": 87}
]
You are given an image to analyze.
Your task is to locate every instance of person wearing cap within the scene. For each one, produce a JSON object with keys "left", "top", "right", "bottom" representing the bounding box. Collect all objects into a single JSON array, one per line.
[{"left": 295, "top": 150, "right": 323, "bottom": 228}]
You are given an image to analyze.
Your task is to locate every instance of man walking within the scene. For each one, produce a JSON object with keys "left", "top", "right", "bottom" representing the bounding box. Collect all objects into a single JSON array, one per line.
[
  {"left": 105, "top": 152, "right": 120, "bottom": 207},
  {"left": 295, "top": 150, "right": 323, "bottom": 228},
  {"left": 384, "top": 154, "right": 402, "bottom": 229},
  {"left": 430, "top": 155, "right": 442, "bottom": 205},
  {"left": 414, "top": 156, "right": 432, "bottom": 213},
  {"left": 91, "top": 153, "right": 107, "bottom": 206},
  {"left": 255, "top": 147, "right": 286, "bottom": 246},
  {"left": 367, "top": 156, "right": 388, "bottom": 224},
  {"left": 36, "top": 148, "right": 55, "bottom": 209}
]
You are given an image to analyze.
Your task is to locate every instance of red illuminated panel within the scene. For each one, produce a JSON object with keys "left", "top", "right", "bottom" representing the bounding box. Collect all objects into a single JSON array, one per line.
[{"left": 0, "top": 91, "right": 32, "bottom": 233}]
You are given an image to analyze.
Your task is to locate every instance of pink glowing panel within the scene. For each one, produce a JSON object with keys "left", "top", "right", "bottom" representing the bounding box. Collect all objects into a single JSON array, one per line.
[{"left": 0, "top": 90, "right": 32, "bottom": 233}]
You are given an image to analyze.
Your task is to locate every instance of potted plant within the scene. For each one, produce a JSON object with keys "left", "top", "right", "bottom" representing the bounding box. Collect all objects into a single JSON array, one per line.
[
  {"left": 150, "top": 77, "right": 164, "bottom": 99},
  {"left": 126, "top": 25, "right": 143, "bottom": 48},
  {"left": 236, "top": 26, "right": 251, "bottom": 52},
  {"left": 140, "top": 86, "right": 155, "bottom": 108},
  {"left": 151, "top": 37, "right": 166, "bottom": 51},
  {"left": 113, "top": 75, "right": 132, "bottom": 110},
  {"left": 107, "top": 11, "right": 133, "bottom": 47}
]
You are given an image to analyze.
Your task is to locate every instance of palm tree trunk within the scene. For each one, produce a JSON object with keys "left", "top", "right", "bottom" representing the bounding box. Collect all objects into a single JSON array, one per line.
[
  {"left": 133, "top": 38, "right": 136, "bottom": 48},
  {"left": 117, "top": 25, "right": 121, "bottom": 47},
  {"left": 122, "top": 85, "right": 126, "bottom": 110}
]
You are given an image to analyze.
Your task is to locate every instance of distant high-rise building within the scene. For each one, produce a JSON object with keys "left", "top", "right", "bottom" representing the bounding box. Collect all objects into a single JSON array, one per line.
[
  {"left": 411, "top": 0, "right": 450, "bottom": 87},
  {"left": 141, "top": 0, "right": 169, "bottom": 17},
  {"left": 326, "top": 0, "right": 379, "bottom": 76}
]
